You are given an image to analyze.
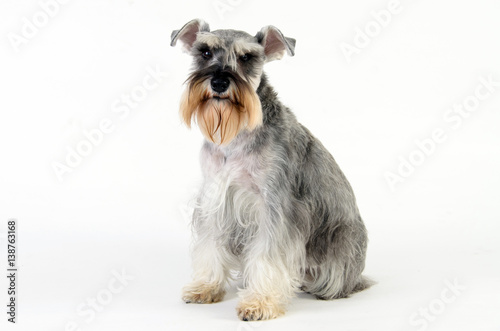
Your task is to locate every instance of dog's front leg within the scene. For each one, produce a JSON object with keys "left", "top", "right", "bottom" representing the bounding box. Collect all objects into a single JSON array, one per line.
[
  {"left": 236, "top": 207, "right": 301, "bottom": 321},
  {"left": 182, "top": 212, "right": 231, "bottom": 304}
]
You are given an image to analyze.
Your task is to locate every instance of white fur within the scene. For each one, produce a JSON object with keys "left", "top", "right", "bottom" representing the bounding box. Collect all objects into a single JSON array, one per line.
[{"left": 186, "top": 142, "right": 306, "bottom": 313}]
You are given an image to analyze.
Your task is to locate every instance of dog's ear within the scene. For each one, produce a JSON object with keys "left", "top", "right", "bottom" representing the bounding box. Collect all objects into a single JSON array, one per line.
[
  {"left": 171, "top": 19, "right": 210, "bottom": 52},
  {"left": 256, "top": 26, "right": 296, "bottom": 62}
]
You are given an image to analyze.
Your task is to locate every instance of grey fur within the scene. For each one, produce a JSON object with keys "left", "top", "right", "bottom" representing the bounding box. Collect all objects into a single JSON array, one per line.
[{"left": 172, "top": 19, "right": 369, "bottom": 321}]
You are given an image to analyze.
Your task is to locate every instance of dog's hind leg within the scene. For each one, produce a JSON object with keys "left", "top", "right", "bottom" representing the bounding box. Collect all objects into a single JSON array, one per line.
[{"left": 303, "top": 218, "right": 370, "bottom": 300}]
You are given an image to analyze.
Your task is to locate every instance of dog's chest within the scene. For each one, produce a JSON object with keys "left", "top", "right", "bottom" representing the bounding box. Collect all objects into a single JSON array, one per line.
[
  {"left": 202, "top": 143, "right": 262, "bottom": 193},
  {"left": 200, "top": 143, "right": 264, "bottom": 238}
]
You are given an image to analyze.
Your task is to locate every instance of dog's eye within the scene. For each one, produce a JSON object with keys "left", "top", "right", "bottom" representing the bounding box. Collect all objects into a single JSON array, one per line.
[
  {"left": 201, "top": 50, "right": 212, "bottom": 60},
  {"left": 240, "top": 54, "right": 252, "bottom": 62}
]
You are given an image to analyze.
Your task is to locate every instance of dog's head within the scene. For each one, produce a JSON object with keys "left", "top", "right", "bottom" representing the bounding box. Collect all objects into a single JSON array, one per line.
[{"left": 171, "top": 19, "right": 295, "bottom": 145}]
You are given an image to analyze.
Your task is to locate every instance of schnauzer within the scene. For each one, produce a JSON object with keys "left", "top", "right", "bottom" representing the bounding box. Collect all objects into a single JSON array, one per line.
[{"left": 171, "top": 19, "right": 369, "bottom": 321}]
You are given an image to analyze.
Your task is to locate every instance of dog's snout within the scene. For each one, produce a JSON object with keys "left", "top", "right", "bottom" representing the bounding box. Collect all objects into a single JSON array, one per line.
[{"left": 211, "top": 76, "right": 230, "bottom": 93}]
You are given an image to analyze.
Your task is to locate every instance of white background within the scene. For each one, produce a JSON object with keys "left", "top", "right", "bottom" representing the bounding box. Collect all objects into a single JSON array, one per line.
[{"left": 1, "top": 0, "right": 499, "bottom": 330}]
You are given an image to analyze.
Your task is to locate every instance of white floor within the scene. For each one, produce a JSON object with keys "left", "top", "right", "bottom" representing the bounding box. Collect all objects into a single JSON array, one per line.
[
  {"left": 2, "top": 198, "right": 499, "bottom": 331},
  {"left": 1, "top": 1, "right": 500, "bottom": 330}
]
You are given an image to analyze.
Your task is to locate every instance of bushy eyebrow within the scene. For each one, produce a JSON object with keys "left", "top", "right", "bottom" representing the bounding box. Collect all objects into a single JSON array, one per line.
[
  {"left": 195, "top": 32, "right": 223, "bottom": 49},
  {"left": 232, "top": 39, "right": 264, "bottom": 56}
]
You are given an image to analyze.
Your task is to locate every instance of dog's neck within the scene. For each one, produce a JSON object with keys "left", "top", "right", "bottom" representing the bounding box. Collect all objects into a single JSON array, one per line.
[{"left": 256, "top": 73, "right": 285, "bottom": 126}]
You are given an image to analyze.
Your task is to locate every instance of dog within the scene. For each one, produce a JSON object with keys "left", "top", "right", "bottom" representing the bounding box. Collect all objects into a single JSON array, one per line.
[{"left": 171, "top": 19, "right": 369, "bottom": 321}]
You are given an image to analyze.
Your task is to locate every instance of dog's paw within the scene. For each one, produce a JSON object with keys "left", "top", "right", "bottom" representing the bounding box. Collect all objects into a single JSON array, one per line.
[
  {"left": 182, "top": 281, "right": 226, "bottom": 304},
  {"left": 236, "top": 296, "right": 285, "bottom": 321}
]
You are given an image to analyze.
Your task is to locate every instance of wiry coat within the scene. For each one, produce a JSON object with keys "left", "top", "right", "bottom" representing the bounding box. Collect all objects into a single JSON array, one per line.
[{"left": 172, "top": 19, "right": 369, "bottom": 321}]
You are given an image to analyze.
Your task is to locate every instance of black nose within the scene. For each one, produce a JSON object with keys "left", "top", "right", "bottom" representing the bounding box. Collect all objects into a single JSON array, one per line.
[{"left": 210, "top": 76, "right": 230, "bottom": 93}]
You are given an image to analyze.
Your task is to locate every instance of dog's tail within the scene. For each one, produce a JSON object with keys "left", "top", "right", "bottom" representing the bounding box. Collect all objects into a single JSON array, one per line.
[{"left": 352, "top": 275, "right": 376, "bottom": 293}]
